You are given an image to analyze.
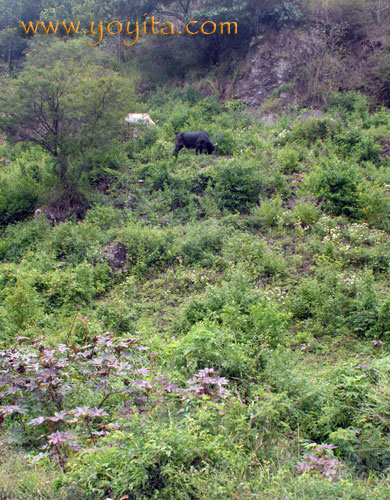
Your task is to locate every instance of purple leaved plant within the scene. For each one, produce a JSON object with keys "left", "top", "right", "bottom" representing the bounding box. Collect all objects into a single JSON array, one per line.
[
  {"left": 0, "top": 333, "right": 173, "bottom": 462},
  {"left": 0, "top": 333, "right": 232, "bottom": 465},
  {"left": 296, "top": 443, "right": 342, "bottom": 481}
]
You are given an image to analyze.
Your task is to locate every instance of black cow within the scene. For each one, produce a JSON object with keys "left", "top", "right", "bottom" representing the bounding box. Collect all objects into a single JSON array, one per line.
[{"left": 173, "top": 131, "right": 216, "bottom": 157}]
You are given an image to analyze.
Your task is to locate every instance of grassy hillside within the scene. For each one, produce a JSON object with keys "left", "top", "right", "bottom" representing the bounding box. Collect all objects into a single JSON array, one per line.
[{"left": 0, "top": 89, "right": 389, "bottom": 499}]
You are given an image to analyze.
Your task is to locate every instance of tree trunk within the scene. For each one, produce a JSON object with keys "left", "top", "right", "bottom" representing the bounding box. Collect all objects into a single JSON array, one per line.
[
  {"left": 7, "top": 36, "right": 12, "bottom": 74},
  {"left": 58, "top": 157, "right": 68, "bottom": 187}
]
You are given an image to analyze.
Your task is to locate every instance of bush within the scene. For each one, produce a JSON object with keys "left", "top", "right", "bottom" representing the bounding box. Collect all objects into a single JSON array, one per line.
[
  {"left": 59, "top": 418, "right": 241, "bottom": 500},
  {"left": 0, "top": 447, "right": 62, "bottom": 500},
  {"left": 262, "top": 1, "right": 303, "bottom": 28},
  {"left": 334, "top": 129, "right": 381, "bottom": 162},
  {"left": 378, "top": 300, "right": 390, "bottom": 339},
  {"left": 213, "top": 160, "right": 265, "bottom": 213},
  {"left": 95, "top": 300, "right": 136, "bottom": 334},
  {"left": 179, "top": 221, "right": 227, "bottom": 267},
  {"left": 44, "top": 263, "right": 96, "bottom": 308},
  {"left": 264, "top": 349, "right": 329, "bottom": 440},
  {"left": 171, "top": 322, "right": 251, "bottom": 378},
  {"left": 212, "top": 130, "right": 237, "bottom": 156},
  {"left": 0, "top": 218, "right": 51, "bottom": 262},
  {"left": 359, "top": 184, "right": 390, "bottom": 231},
  {"left": 291, "top": 197, "right": 322, "bottom": 226},
  {"left": 84, "top": 206, "right": 125, "bottom": 230},
  {"left": 328, "top": 91, "right": 370, "bottom": 121},
  {"left": 288, "top": 269, "right": 354, "bottom": 330},
  {"left": 173, "top": 295, "right": 289, "bottom": 377},
  {"left": 175, "top": 272, "right": 257, "bottom": 332},
  {"left": 308, "top": 160, "right": 361, "bottom": 217},
  {"left": 48, "top": 221, "right": 106, "bottom": 265},
  {"left": 285, "top": 111, "right": 340, "bottom": 145},
  {"left": 277, "top": 146, "right": 300, "bottom": 173},
  {"left": 287, "top": 267, "right": 386, "bottom": 339},
  {"left": 0, "top": 172, "right": 38, "bottom": 227},
  {"left": 1, "top": 279, "right": 43, "bottom": 337},
  {"left": 251, "top": 196, "right": 283, "bottom": 227},
  {"left": 119, "top": 225, "right": 177, "bottom": 276},
  {"left": 324, "top": 359, "right": 390, "bottom": 472}
]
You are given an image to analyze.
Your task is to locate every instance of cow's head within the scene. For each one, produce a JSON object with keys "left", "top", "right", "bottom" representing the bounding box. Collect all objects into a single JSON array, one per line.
[{"left": 208, "top": 142, "right": 217, "bottom": 154}]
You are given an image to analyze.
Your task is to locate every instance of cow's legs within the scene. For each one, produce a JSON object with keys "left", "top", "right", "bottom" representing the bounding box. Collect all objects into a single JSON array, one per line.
[
  {"left": 173, "top": 144, "right": 184, "bottom": 157},
  {"left": 196, "top": 141, "right": 205, "bottom": 155}
]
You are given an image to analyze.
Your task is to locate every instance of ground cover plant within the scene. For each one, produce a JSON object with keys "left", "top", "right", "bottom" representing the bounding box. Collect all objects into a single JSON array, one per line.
[{"left": 0, "top": 83, "right": 389, "bottom": 499}]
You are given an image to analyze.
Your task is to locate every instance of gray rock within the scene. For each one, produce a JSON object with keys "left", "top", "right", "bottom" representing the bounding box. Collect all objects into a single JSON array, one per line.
[{"left": 101, "top": 242, "right": 128, "bottom": 272}]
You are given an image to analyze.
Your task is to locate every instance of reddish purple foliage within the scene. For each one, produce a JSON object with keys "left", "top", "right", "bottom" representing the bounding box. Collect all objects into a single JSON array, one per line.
[
  {"left": 187, "top": 368, "right": 230, "bottom": 398},
  {"left": 296, "top": 443, "right": 342, "bottom": 480},
  {"left": 0, "top": 333, "right": 231, "bottom": 465}
]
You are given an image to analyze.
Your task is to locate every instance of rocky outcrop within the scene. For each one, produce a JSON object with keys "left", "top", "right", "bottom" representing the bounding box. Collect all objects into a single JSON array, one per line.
[
  {"left": 234, "top": 21, "right": 390, "bottom": 109},
  {"left": 234, "top": 28, "right": 321, "bottom": 108}
]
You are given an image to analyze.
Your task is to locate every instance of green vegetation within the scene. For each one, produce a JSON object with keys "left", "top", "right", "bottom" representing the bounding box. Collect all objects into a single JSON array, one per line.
[
  {"left": 0, "top": 0, "right": 390, "bottom": 498},
  {"left": 1, "top": 85, "right": 389, "bottom": 499}
]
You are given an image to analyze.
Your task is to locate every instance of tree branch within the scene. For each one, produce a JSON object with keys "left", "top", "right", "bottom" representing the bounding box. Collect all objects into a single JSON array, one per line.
[{"left": 154, "top": 9, "right": 186, "bottom": 23}]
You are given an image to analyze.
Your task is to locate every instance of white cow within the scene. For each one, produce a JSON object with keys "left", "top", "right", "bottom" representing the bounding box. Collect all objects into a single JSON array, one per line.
[{"left": 124, "top": 113, "right": 156, "bottom": 126}]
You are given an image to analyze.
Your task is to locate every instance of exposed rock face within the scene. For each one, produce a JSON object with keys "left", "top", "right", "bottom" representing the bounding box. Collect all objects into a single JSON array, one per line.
[
  {"left": 234, "top": 22, "right": 390, "bottom": 109},
  {"left": 234, "top": 27, "right": 323, "bottom": 108},
  {"left": 101, "top": 242, "right": 128, "bottom": 272}
]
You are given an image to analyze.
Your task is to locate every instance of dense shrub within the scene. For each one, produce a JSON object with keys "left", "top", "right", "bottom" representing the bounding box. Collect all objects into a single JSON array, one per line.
[
  {"left": 84, "top": 206, "right": 126, "bottom": 230},
  {"left": 0, "top": 218, "right": 51, "bottom": 262},
  {"left": 287, "top": 267, "right": 386, "bottom": 339},
  {"left": 48, "top": 222, "right": 108, "bottom": 265},
  {"left": 213, "top": 160, "right": 265, "bottom": 213},
  {"left": 307, "top": 160, "right": 361, "bottom": 217},
  {"left": 328, "top": 91, "right": 370, "bottom": 121},
  {"left": 291, "top": 197, "right": 322, "bottom": 226},
  {"left": 175, "top": 272, "right": 259, "bottom": 333},
  {"left": 212, "top": 130, "right": 237, "bottom": 156},
  {"left": 172, "top": 295, "right": 289, "bottom": 379},
  {"left": 171, "top": 322, "right": 251, "bottom": 377},
  {"left": 119, "top": 225, "right": 177, "bottom": 276},
  {"left": 250, "top": 196, "right": 283, "bottom": 227},
  {"left": 334, "top": 129, "right": 381, "bottom": 162},
  {"left": 179, "top": 221, "right": 226, "bottom": 267},
  {"left": 0, "top": 173, "right": 39, "bottom": 226},
  {"left": 59, "top": 417, "right": 242, "bottom": 500},
  {"left": 279, "top": 111, "right": 340, "bottom": 145},
  {"left": 276, "top": 146, "right": 301, "bottom": 173}
]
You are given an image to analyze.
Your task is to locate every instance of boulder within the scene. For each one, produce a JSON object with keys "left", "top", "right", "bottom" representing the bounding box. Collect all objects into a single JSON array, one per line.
[
  {"left": 101, "top": 242, "right": 128, "bottom": 272},
  {"left": 379, "top": 140, "right": 390, "bottom": 160}
]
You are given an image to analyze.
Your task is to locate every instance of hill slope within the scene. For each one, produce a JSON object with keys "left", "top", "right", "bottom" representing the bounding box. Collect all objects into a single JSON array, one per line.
[{"left": 0, "top": 91, "right": 390, "bottom": 499}]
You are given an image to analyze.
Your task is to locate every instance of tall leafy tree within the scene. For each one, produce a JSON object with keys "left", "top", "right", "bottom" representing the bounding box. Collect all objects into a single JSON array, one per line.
[
  {"left": 0, "top": 40, "right": 132, "bottom": 187},
  {"left": 0, "top": 0, "right": 41, "bottom": 72}
]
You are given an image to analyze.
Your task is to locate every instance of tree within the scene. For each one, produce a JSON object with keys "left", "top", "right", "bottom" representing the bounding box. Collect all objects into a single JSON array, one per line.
[
  {"left": 0, "top": 0, "right": 41, "bottom": 73},
  {"left": 368, "top": 0, "right": 390, "bottom": 24},
  {"left": 0, "top": 42, "right": 132, "bottom": 188},
  {"left": 152, "top": 0, "right": 193, "bottom": 23}
]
